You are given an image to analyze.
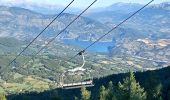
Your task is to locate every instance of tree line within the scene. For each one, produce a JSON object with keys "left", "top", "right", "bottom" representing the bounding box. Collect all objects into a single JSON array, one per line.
[
  {"left": 4, "top": 66, "right": 170, "bottom": 100},
  {"left": 77, "top": 71, "right": 164, "bottom": 100}
]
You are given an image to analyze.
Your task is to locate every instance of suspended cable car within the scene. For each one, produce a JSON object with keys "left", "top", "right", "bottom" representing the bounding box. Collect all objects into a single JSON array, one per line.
[{"left": 59, "top": 51, "right": 94, "bottom": 89}]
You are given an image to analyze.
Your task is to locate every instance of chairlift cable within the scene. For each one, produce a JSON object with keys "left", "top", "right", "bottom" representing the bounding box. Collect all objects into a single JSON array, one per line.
[
  {"left": 6, "top": 0, "right": 75, "bottom": 67},
  {"left": 66, "top": 0, "right": 154, "bottom": 64}
]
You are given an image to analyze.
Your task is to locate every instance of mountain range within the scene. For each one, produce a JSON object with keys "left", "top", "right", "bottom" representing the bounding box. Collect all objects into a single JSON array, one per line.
[
  {"left": 0, "top": 2, "right": 169, "bottom": 66},
  {"left": 0, "top": 2, "right": 169, "bottom": 95}
]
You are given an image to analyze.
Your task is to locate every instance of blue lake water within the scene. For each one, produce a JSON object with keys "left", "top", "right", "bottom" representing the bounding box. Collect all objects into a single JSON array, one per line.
[{"left": 63, "top": 39, "right": 115, "bottom": 53}]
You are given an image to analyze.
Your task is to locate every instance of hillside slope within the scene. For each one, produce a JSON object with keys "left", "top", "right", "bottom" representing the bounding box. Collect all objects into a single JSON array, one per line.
[{"left": 7, "top": 66, "right": 170, "bottom": 100}]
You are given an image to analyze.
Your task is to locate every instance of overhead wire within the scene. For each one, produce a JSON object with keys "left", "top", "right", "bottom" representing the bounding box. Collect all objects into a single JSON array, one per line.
[
  {"left": 32, "top": 0, "right": 154, "bottom": 73},
  {"left": 1, "top": 0, "right": 154, "bottom": 82},
  {"left": 12, "top": 0, "right": 98, "bottom": 70},
  {"left": 57, "top": 0, "right": 154, "bottom": 84},
  {"left": 6, "top": 0, "right": 75, "bottom": 67},
  {"left": 65, "top": 0, "right": 154, "bottom": 64},
  {"left": 41, "top": 0, "right": 154, "bottom": 85},
  {"left": 20, "top": 0, "right": 153, "bottom": 74}
]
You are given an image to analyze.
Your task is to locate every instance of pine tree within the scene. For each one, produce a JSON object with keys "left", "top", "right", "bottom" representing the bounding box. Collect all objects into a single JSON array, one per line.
[
  {"left": 118, "top": 71, "right": 147, "bottom": 100},
  {"left": 168, "top": 90, "right": 170, "bottom": 100},
  {"left": 50, "top": 90, "right": 62, "bottom": 100},
  {"left": 74, "top": 96, "right": 79, "bottom": 100},
  {"left": 0, "top": 94, "right": 6, "bottom": 100},
  {"left": 99, "top": 85, "right": 108, "bottom": 100},
  {"left": 108, "top": 81, "right": 113, "bottom": 91},
  {"left": 144, "top": 72, "right": 163, "bottom": 100},
  {"left": 107, "top": 81, "right": 117, "bottom": 100},
  {"left": 81, "top": 87, "right": 91, "bottom": 100}
]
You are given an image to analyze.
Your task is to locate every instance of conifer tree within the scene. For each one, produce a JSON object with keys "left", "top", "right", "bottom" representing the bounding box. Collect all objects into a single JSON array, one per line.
[
  {"left": 168, "top": 90, "right": 170, "bottom": 100},
  {"left": 99, "top": 85, "right": 108, "bottom": 100},
  {"left": 107, "top": 81, "right": 117, "bottom": 100},
  {"left": 81, "top": 87, "right": 91, "bottom": 100},
  {"left": 0, "top": 94, "right": 6, "bottom": 100},
  {"left": 144, "top": 72, "right": 163, "bottom": 100},
  {"left": 108, "top": 81, "right": 113, "bottom": 91},
  {"left": 118, "top": 71, "right": 146, "bottom": 100},
  {"left": 74, "top": 96, "right": 79, "bottom": 100},
  {"left": 50, "top": 90, "right": 62, "bottom": 100}
]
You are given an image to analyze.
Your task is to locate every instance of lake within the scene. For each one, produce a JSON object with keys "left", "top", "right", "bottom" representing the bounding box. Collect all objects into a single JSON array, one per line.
[{"left": 63, "top": 39, "right": 115, "bottom": 53}]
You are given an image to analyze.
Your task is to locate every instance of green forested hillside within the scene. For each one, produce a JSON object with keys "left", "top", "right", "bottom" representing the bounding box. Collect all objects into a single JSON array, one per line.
[
  {"left": 0, "top": 2, "right": 169, "bottom": 100},
  {"left": 6, "top": 66, "right": 170, "bottom": 100}
]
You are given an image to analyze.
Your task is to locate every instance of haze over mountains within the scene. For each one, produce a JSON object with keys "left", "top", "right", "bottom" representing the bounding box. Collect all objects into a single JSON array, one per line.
[
  {"left": 0, "top": 0, "right": 81, "bottom": 14},
  {"left": 0, "top": 2, "right": 169, "bottom": 58},
  {"left": 0, "top": 1, "right": 170, "bottom": 95}
]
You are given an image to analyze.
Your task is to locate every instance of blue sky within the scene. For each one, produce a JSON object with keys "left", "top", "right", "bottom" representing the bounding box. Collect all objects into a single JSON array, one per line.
[{"left": 0, "top": 0, "right": 170, "bottom": 8}]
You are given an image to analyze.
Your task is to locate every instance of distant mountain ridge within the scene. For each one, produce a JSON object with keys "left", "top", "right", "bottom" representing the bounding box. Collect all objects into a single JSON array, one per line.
[
  {"left": 0, "top": 1, "right": 81, "bottom": 14},
  {"left": 0, "top": 3, "right": 169, "bottom": 96},
  {"left": 0, "top": 5, "right": 111, "bottom": 41},
  {"left": 87, "top": 2, "right": 170, "bottom": 39},
  {"left": 0, "top": 5, "right": 148, "bottom": 43},
  {"left": 0, "top": 3, "right": 170, "bottom": 63},
  {"left": 153, "top": 2, "right": 170, "bottom": 10},
  {"left": 101, "top": 2, "right": 142, "bottom": 13}
]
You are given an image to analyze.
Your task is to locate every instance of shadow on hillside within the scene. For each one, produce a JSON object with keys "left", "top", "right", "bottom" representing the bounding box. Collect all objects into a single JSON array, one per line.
[{"left": 7, "top": 66, "right": 170, "bottom": 100}]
